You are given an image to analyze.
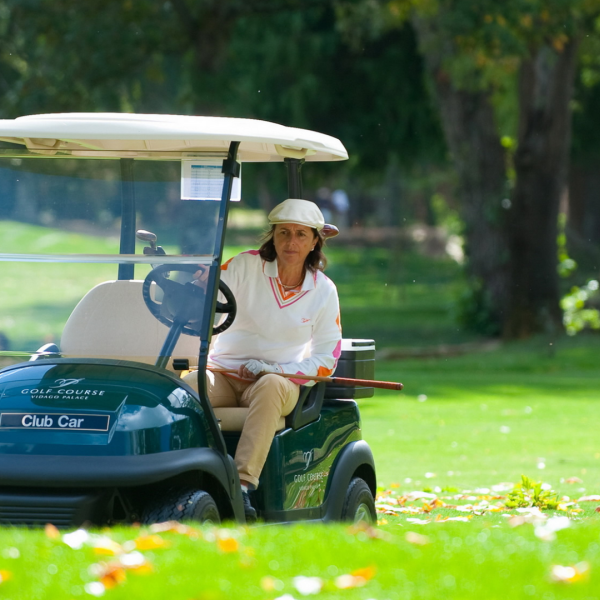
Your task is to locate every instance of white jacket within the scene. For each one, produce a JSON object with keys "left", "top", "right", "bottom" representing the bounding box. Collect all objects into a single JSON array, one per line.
[{"left": 209, "top": 250, "right": 342, "bottom": 385}]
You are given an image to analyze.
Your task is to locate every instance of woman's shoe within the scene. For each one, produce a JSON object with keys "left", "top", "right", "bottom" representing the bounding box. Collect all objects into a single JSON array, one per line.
[{"left": 242, "top": 490, "right": 257, "bottom": 523}]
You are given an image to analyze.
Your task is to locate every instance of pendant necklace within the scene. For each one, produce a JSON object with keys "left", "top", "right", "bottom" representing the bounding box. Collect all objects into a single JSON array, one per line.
[{"left": 280, "top": 271, "right": 304, "bottom": 290}]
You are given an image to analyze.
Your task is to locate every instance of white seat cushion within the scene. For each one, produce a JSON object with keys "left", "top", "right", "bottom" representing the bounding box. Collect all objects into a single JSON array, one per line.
[
  {"left": 213, "top": 407, "right": 285, "bottom": 432},
  {"left": 61, "top": 280, "right": 200, "bottom": 371}
]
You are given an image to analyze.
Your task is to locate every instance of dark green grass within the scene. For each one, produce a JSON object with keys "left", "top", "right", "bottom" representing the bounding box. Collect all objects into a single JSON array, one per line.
[
  {"left": 326, "top": 247, "right": 478, "bottom": 348},
  {"left": 1, "top": 222, "right": 473, "bottom": 350}
]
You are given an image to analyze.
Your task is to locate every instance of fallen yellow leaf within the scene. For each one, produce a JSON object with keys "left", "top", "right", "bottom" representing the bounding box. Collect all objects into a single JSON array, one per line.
[
  {"left": 405, "top": 531, "right": 430, "bottom": 546},
  {"left": 351, "top": 565, "right": 376, "bottom": 581},
  {"left": 423, "top": 498, "right": 444, "bottom": 513},
  {"left": 260, "top": 576, "right": 280, "bottom": 591},
  {"left": 149, "top": 520, "right": 199, "bottom": 537},
  {"left": 92, "top": 537, "right": 123, "bottom": 556},
  {"left": 100, "top": 566, "right": 127, "bottom": 589},
  {"left": 550, "top": 562, "right": 589, "bottom": 584},
  {"left": 94, "top": 547, "right": 119, "bottom": 557},
  {"left": 217, "top": 537, "right": 239, "bottom": 553},
  {"left": 565, "top": 477, "right": 582, "bottom": 484},
  {"left": 0, "top": 570, "right": 12, "bottom": 584},
  {"left": 335, "top": 574, "right": 365, "bottom": 589},
  {"left": 128, "top": 563, "right": 154, "bottom": 576},
  {"left": 134, "top": 535, "right": 171, "bottom": 551},
  {"left": 335, "top": 568, "right": 374, "bottom": 590},
  {"left": 434, "top": 515, "right": 472, "bottom": 522},
  {"left": 44, "top": 523, "right": 60, "bottom": 539}
]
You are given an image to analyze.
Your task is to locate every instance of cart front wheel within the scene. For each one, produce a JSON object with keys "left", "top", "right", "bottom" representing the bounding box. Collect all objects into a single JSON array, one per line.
[
  {"left": 340, "top": 477, "right": 376, "bottom": 524},
  {"left": 142, "top": 488, "right": 221, "bottom": 525}
]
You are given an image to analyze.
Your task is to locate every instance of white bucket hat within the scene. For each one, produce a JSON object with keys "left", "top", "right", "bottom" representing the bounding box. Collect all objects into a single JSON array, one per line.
[{"left": 268, "top": 199, "right": 339, "bottom": 238}]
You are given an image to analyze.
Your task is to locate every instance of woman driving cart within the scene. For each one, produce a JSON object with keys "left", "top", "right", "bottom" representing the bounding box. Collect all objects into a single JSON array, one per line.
[{"left": 185, "top": 198, "right": 342, "bottom": 522}]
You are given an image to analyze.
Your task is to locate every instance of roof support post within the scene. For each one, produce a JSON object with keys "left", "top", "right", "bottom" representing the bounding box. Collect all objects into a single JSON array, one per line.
[
  {"left": 118, "top": 158, "right": 136, "bottom": 280},
  {"left": 195, "top": 141, "right": 240, "bottom": 459},
  {"left": 285, "top": 157, "right": 305, "bottom": 199}
]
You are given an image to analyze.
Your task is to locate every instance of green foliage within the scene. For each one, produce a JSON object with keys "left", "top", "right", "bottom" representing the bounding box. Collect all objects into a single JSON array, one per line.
[
  {"left": 455, "top": 278, "right": 502, "bottom": 337},
  {"left": 430, "top": 192, "right": 462, "bottom": 234},
  {"left": 556, "top": 215, "right": 600, "bottom": 336},
  {"left": 0, "top": 0, "right": 170, "bottom": 115},
  {"left": 504, "top": 475, "right": 560, "bottom": 510},
  {"left": 572, "top": 16, "right": 600, "bottom": 162},
  {"left": 226, "top": 7, "right": 446, "bottom": 173},
  {"left": 0, "top": 0, "right": 445, "bottom": 178},
  {"left": 404, "top": 0, "right": 597, "bottom": 53},
  {"left": 560, "top": 279, "right": 600, "bottom": 335},
  {"left": 557, "top": 213, "right": 578, "bottom": 278}
]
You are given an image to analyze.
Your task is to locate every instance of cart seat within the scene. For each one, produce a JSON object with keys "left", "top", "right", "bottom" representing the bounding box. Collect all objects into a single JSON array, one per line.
[
  {"left": 61, "top": 280, "right": 200, "bottom": 372},
  {"left": 213, "top": 408, "right": 285, "bottom": 432},
  {"left": 212, "top": 383, "right": 325, "bottom": 432}
]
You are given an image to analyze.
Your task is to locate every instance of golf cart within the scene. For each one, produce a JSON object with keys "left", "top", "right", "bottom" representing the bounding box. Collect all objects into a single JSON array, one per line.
[{"left": 0, "top": 113, "right": 378, "bottom": 527}]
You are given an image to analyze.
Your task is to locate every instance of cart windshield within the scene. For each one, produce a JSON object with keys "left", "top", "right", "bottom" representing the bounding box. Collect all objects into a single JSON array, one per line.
[{"left": 0, "top": 153, "right": 228, "bottom": 365}]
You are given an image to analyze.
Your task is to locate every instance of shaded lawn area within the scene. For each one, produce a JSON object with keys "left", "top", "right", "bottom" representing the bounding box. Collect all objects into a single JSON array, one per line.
[
  {"left": 0, "top": 223, "right": 479, "bottom": 350},
  {"left": 326, "top": 246, "right": 481, "bottom": 348}
]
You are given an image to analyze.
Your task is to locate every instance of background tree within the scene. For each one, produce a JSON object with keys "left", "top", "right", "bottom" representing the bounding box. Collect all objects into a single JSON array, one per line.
[
  {"left": 380, "top": 0, "right": 600, "bottom": 338},
  {"left": 570, "top": 25, "right": 600, "bottom": 270},
  {"left": 2, "top": 0, "right": 600, "bottom": 339},
  {"left": 0, "top": 0, "right": 445, "bottom": 219}
]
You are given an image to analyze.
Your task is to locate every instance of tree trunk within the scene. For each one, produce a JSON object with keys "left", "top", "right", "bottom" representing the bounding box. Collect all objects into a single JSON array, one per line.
[
  {"left": 569, "top": 165, "right": 600, "bottom": 250},
  {"left": 412, "top": 19, "right": 510, "bottom": 333},
  {"left": 504, "top": 41, "right": 579, "bottom": 338}
]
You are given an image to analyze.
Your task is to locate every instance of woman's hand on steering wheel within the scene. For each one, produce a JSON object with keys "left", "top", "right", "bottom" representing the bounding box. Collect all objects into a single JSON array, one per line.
[
  {"left": 192, "top": 266, "right": 210, "bottom": 290},
  {"left": 142, "top": 263, "right": 237, "bottom": 336}
]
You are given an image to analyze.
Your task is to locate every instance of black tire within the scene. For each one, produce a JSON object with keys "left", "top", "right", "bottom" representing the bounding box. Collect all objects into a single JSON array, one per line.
[
  {"left": 142, "top": 488, "right": 221, "bottom": 525},
  {"left": 340, "top": 477, "right": 376, "bottom": 524}
]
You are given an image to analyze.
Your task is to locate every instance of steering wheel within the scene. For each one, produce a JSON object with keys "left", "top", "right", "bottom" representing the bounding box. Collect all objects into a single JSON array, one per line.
[{"left": 142, "top": 264, "right": 237, "bottom": 336}]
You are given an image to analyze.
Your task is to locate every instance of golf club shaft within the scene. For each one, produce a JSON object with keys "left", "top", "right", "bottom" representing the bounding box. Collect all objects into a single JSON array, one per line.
[{"left": 207, "top": 367, "right": 403, "bottom": 391}]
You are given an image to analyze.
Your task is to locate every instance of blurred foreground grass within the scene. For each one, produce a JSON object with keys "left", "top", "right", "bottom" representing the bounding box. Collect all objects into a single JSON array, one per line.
[{"left": 1, "top": 500, "right": 600, "bottom": 599}]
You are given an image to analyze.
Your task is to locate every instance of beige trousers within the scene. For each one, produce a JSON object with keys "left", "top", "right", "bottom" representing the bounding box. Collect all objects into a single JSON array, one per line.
[{"left": 184, "top": 371, "right": 299, "bottom": 488}]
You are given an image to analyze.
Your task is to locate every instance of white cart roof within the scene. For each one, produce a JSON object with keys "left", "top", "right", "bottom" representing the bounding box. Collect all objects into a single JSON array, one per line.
[{"left": 0, "top": 113, "right": 348, "bottom": 162}]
